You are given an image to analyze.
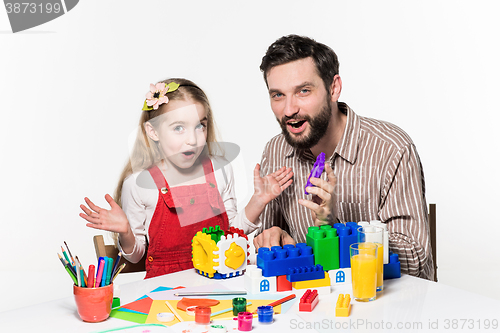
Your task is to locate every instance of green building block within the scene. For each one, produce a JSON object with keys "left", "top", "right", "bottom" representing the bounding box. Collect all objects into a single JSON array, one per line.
[
  {"left": 306, "top": 225, "right": 339, "bottom": 270},
  {"left": 202, "top": 225, "right": 225, "bottom": 243}
]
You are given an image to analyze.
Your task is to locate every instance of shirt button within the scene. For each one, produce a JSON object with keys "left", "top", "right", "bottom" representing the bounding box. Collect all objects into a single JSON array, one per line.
[
  {"left": 209, "top": 183, "right": 215, "bottom": 188},
  {"left": 190, "top": 198, "right": 195, "bottom": 204},
  {"left": 148, "top": 256, "right": 154, "bottom": 262},
  {"left": 161, "top": 187, "right": 168, "bottom": 194}
]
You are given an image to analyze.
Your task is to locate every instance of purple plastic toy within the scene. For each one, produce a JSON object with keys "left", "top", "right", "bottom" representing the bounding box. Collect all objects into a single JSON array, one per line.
[{"left": 305, "top": 152, "right": 325, "bottom": 195}]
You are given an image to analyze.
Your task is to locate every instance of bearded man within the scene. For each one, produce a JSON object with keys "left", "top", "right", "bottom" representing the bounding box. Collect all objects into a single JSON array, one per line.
[{"left": 253, "top": 35, "right": 434, "bottom": 280}]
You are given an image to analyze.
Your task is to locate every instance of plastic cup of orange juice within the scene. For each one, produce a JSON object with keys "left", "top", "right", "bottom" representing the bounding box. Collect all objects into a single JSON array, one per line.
[
  {"left": 358, "top": 226, "right": 384, "bottom": 292},
  {"left": 350, "top": 243, "right": 377, "bottom": 302}
]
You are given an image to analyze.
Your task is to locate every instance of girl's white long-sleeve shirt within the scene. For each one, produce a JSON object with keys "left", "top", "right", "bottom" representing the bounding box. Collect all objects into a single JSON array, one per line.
[{"left": 117, "top": 156, "right": 259, "bottom": 263}]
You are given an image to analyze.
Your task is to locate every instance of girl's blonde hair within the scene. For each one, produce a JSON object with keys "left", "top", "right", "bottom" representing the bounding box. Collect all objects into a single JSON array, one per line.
[{"left": 114, "top": 78, "right": 220, "bottom": 208}]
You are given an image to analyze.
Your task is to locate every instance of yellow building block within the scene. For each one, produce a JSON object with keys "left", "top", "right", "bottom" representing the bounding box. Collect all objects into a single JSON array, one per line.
[
  {"left": 335, "top": 294, "right": 351, "bottom": 317},
  {"left": 292, "top": 274, "right": 331, "bottom": 289},
  {"left": 192, "top": 231, "right": 219, "bottom": 277}
]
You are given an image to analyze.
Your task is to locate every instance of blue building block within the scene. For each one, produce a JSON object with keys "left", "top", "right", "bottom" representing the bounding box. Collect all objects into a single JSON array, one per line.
[
  {"left": 333, "top": 222, "right": 359, "bottom": 268},
  {"left": 383, "top": 252, "right": 401, "bottom": 279},
  {"left": 286, "top": 264, "right": 325, "bottom": 282},
  {"left": 257, "top": 243, "right": 314, "bottom": 277}
]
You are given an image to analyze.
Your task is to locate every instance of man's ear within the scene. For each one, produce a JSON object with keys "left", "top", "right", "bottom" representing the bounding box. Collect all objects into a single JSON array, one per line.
[
  {"left": 329, "top": 74, "right": 342, "bottom": 102},
  {"left": 144, "top": 122, "right": 159, "bottom": 141}
]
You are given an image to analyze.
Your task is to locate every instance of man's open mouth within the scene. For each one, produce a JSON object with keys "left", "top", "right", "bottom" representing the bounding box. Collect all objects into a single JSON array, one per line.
[{"left": 288, "top": 120, "right": 307, "bottom": 129}]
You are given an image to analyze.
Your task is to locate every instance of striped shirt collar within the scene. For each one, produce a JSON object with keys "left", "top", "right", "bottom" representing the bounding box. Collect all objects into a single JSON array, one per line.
[{"left": 284, "top": 102, "right": 360, "bottom": 165}]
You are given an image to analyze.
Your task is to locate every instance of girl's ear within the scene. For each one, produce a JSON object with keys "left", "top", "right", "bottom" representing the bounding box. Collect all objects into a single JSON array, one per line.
[{"left": 144, "top": 122, "right": 160, "bottom": 141}]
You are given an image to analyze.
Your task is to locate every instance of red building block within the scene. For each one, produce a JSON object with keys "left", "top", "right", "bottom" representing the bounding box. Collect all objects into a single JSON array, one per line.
[
  {"left": 299, "top": 289, "right": 319, "bottom": 312},
  {"left": 277, "top": 275, "right": 292, "bottom": 291}
]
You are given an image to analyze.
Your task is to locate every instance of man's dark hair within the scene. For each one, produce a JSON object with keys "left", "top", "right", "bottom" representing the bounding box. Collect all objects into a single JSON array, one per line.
[{"left": 260, "top": 35, "right": 340, "bottom": 94}]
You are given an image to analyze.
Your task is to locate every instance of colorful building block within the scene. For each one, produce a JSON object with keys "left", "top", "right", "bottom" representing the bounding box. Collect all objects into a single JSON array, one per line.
[
  {"left": 244, "top": 266, "right": 277, "bottom": 294},
  {"left": 192, "top": 226, "right": 249, "bottom": 279},
  {"left": 384, "top": 252, "right": 401, "bottom": 280},
  {"left": 202, "top": 225, "right": 225, "bottom": 243},
  {"left": 335, "top": 294, "right": 351, "bottom": 317},
  {"left": 257, "top": 243, "right": 314, "bottom": 277},
  {"left": 328, "top": 268, "right": 351, "bottom": 286},
  {"left": 286, "top": 265, "right": 325, "bottom": 282},
  {"left": 306, "top": 225, "right": 339, "bottom": 270},
  {"left": 299, "top": 289, "right": 319, "bottom": 312},
  {"left": 333, "top": 222, "right": 359, "bottom": 268},
  {"left": 215, "top": 233, "right": 248, "bottom": 275},
  {"left": 192, "top": 231, "right": 219, "bottom": 278},
  {"left": 292, "top": 274, "right": 331, "bottom": 290},
  {"left": 277, "top": 275, "right": 292, "bottom": 292}
]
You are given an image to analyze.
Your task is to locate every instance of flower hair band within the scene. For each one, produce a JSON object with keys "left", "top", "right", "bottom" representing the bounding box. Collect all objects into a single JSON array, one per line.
[{"left": 142, "top": 82, "right": 180, "bottom": 111}]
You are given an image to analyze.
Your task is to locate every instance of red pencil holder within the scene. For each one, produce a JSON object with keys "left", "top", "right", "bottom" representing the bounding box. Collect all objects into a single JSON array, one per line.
[{"left": 73, "top": 283, "right": 114, "bottom": 322}]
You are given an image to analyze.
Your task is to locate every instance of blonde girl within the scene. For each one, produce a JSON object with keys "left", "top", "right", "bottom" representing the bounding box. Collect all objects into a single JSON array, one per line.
[{"left": 80, "top": 78, "right": 293, "bottom": 278}]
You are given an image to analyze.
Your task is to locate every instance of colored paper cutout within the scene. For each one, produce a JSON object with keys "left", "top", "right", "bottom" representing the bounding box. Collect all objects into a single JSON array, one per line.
[
  {"left": 110, "top": 308, "right": 148, "bottom": 324},
  {"left": 121, "top": 296, "right": 153, "bottom": 314},
  {"left": 145, "top": 300, "right": 181, "bottom": 326},
  {"left": 177, "top": 297, "right": 220, "bottom": 310}
]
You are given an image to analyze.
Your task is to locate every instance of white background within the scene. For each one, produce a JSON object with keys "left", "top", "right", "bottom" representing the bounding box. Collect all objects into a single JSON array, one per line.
[{"left": 1, "top": 0, "right": 499, "bottom": 313}]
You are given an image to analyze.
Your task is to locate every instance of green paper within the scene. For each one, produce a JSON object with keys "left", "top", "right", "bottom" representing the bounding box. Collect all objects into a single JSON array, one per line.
[{"left": 110, "top": 308, "right": 148, "bottom": 324}]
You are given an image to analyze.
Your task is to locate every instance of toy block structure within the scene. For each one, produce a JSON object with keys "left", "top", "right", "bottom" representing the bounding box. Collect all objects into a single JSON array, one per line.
[
  {"left": 244, "top": 266, "right": 277, "bottom": 294},
  {"left": 306, "top": 225, "right": 339, "bottom": 270},
  {"left": 335, "top": 294, "right": 351, "bottom": 317},
  {"left": 328, "top": 268, "right": 351, "bottom": 286},
  {"left": 383, "top": 252, "right": 401, "bottom": 280},
  {"left": 277, "top": 275, "right": 292, "bottom": 291},
  {"left": 333, "top": 222, "right": 359, "bottom": 268},
  {"left": 292, "top": 274, "right": 331, "bottom": 291},
  {"left": 256, "top": 243, "right": 314, "bottom": 277},
  {"left": 286, "top": 264, "right": 325, "bottom": 282},
  {"left": 299, "top": 289, "right": 319, "bottom": 312},
  {"left": 192, "top": 226, "right": 249, "bottom": 279}
]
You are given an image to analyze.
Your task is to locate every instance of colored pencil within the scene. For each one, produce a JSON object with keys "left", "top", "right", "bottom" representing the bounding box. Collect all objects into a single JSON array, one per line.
[
  {"left": 174, "top": 291, "right": 247, "bottom": 297},
  {"left": 64, "top": 265, "right": 78, "bottom": 285},
  {"left": 61, "top": 246, "right": 71, "bottom": 265},
  {"left": 64, "top": 241, "right": 75, "bottom": 265},
  {"left": 164, "top": 300, "right": 183, "bottom": 322},
  {"left": 111, "top": 263, "right": 126, "bottom": 282},
  {"left": 75, "top": 256, "right": 88, "bottom": 287},
  {"left": 111, "top": 252, "right": 122, "bottom": 280},
  {"left": 76, "top": 261, "right": 81, "bottom": 287}
]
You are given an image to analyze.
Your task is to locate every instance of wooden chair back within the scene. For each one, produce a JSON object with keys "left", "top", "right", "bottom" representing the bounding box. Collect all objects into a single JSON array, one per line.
[{"left": 93, "top": 235, "right": 146, "bottom": 274}]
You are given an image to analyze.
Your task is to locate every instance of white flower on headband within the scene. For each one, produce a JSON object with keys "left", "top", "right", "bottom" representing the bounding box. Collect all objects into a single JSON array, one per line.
[{"left": 142, "top": 82, "right": 181, "bottom": 111}]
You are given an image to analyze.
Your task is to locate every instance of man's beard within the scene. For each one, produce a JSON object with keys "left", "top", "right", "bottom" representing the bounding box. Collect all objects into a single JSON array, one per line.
[{"left": 278, "top": 100, "right": 332, "bottom": 150}]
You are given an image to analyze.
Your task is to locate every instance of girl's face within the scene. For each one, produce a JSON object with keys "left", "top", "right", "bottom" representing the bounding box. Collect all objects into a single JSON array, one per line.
[{"left": 148, "top": 98, "right": 208, "bottom": 170}]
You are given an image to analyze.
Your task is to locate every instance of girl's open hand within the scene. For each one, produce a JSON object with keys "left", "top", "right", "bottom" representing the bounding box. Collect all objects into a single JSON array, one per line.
[
  {"left": 79, "top": 194, "right": 130, "bottom": 233},
  {"left": 253, "top": 164, "right": 293, "bottom": 205}
]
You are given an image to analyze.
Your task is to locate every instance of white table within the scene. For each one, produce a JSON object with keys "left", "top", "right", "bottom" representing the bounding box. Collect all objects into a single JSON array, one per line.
[{"left": 1, "top": 266, "right": 499, "bottom": 332}]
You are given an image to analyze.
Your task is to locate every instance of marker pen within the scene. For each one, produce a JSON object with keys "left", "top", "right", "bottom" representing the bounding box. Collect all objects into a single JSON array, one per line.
[
  {"left": 88, "top": 265, "right": 95, "bottom": 288},
  {"left": 95, "top": 258, "right": 105, "bottom": 288}
]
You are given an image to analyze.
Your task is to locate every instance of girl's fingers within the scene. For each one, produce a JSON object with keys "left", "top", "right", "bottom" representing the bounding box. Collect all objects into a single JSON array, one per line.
[
  {"left": 80, "top": 213, "right": 100, "bottom": 224},
  {"left": 84, "top": 197, "right": 102, "bottom": 213}
]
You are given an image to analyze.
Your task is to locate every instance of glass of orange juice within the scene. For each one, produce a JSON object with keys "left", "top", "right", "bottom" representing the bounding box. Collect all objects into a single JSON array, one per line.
[
  {"left": 358, "top": 226, "right": 384, "bottom": 292},
  {"left": 350, "top": 242, "right": 377, "bottom": 302}
]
